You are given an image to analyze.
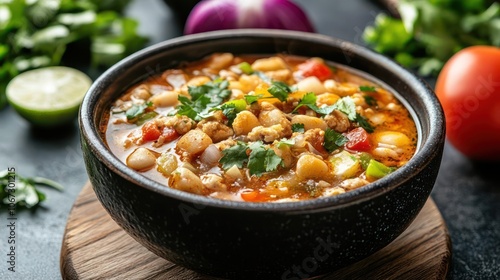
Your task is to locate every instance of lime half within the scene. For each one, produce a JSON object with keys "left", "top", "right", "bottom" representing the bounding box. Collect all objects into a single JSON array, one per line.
[{"left": 6, "top": 66, "right": 92, "bottom": 127}]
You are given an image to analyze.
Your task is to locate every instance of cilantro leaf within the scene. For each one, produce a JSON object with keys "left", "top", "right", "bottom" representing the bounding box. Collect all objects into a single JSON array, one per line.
[
  {"left": 333, "top": 96, "right": 357, "bottom": 121},
  {"left": 323, "top": 128, "right": 348, "bottom": 152},
  {"left": 356, "top": 113, "right": 375, "bottom": 133},
  {"left": 126, "top": 102, "right": 155, "bottom": 123},
  {"left": 248, "top": 141, "right": 283, "bottom": 176},
  {"left": 364, "top": 95, "right": 377, "bottom": 106},
  {"left": 176, "top": 79, "right": 231, "bottom": 121},
  {"left": 244, "top": 94, "right": 263, "bottom": 104},
  {"left": 359, "top": 86, "right": 376, "bottom": 92},
  {"left": 292, "top": 92, "right": 317, "bottom": 113},
  {"left": 276, "top": 138, "right": 295, "bottom": 148},
  {"left": 219, "top": 103, "right": 238, "bottom": 126},
  {"left": 292, "top": 123, "right": 305, "bottom": 133},
  {"left": 219, "top": 142, "right": 249, "bottom": 169},
  {"left": 267, "top": 81, "right": 291, "bottom": 102}
]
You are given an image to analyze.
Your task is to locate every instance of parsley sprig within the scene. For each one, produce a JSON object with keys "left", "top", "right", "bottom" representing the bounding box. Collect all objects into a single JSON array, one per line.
[{"left": 220, "top": 141, "right": 283, "bottom": 176}]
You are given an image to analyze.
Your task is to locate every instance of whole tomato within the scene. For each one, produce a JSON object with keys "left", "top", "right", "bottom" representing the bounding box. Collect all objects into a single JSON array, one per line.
[{"left": 435, "top": 46, "right": 500, "bottom": 160}]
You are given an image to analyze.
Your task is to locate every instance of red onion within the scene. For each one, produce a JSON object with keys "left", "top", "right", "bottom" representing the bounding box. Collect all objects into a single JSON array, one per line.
[{"left": 184, "top": 0, "right": 315, "bottom": 35}]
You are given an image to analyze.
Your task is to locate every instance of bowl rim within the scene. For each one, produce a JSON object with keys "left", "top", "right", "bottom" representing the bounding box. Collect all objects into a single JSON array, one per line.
[{"left": 80, "top": 29, "right": 445, "bottom": 212}]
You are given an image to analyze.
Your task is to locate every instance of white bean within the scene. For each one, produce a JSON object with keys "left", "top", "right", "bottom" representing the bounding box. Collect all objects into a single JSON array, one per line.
[
  {"left": 291, "top": 115, "right": 327, "bottom": 131},
  {"left": 170, "top": 167, "right": 204, "bottom": 194},
  {"left": 176, "top": 129, "right": 213, "bottom": 156},
  {"left": 126, "top": 148, "right": 157, "bottom": 171},
  {"left": 251, "top": 57, "right": 287, "bottom": 71},
  {"left": 150, "top": 91, "right": 178, "bottom": 107}
]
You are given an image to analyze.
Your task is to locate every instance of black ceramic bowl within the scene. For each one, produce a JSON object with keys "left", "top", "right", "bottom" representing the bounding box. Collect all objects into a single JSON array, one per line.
[{"left": 80, "top": 29, "right": 445, "bottom": 279}]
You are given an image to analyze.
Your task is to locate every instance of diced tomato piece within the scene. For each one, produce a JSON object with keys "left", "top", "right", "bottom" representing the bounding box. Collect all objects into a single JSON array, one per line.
[
  {"left": 344, "top": 127, "right": 371, "bottom": 152},
  {"left": 297, "top": 59, "right": 332, "bottom": 81},
  {"left": 162, "top": 127, "right": 180, "bottom": 142},
  {"left": 142, "top": 121, "right": 161, "bottom": 142}
]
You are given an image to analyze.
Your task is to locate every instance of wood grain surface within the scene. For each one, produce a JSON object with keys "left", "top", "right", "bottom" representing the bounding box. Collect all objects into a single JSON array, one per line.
[{"left": 60, "top": 182, "right": 451, "bottom": 279}]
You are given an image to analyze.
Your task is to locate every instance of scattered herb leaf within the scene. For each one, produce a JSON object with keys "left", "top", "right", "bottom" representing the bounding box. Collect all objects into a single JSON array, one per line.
[
  {"left": 244, "top": 94, "right": 263, "bottom": 104},
  {"left": 219, "top": 142, "right": 249, "bottom": 169},
  {"left": 248, "top": 141, "right": 283, "bottom": 176},
  {"left": 175, "top": 79, "right": 231, "bottom": 121},
  {"left": 292, "top": 92, "right": 317, "bottom": 113},
  {"left": 219, "top": 103, "right": 238, "bottom": 126},
  {"left": 277, "top": 138, "right": 295, "bottom": 148},
  {"left": 267, "top": 81, "right": 291, "bottom": 102},
  {"left": 323, "top": 128, "right": 348, "bottom": 152},
  {"left": 364, "top": 95, "right": 377, "bottom": 106},
  {"left": 292, "top": 123, "right": 305, "bottom": 133},
  {"left": 356, "top": 113, "right": 375, "bottom": 133},
  {"left": 359, "top": 86, "right": 376, "bottom": 92}
]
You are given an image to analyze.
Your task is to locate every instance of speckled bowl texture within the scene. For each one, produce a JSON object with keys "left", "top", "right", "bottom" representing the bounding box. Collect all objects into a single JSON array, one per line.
[{"left": 79, "top": 30, "right": 445, "bottom": 279}]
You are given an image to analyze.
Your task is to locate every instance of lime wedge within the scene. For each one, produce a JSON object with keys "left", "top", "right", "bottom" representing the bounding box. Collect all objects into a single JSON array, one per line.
[{"left": 6, "top": 66, "right": 92, "bottom": 127}]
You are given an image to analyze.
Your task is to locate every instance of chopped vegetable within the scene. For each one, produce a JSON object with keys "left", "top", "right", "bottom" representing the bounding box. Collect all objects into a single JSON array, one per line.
[
  {"left": 0, "top": 169, "right": 63, "bottom": 210},
  {"left": 363, "top": 0, "right": 500, "bottom": 76},
  {"left": 344, "top": 127, "right": 371, "bottom": 151},
  {"left": 330, "top": 151, "right": 361, "bottom": 179},
  {"left": 238, "top": 62, "right": 254, "bottom": 74},
  {"left": 296, "top": 59, "right": 332, "bottom": 81},
  {"left": 366, "top": 159, "right": 394, "bottom": 179},
  {"left": 0, "top": 0, "right": 147, "bottom": 109},
  {"left": 142, "top": 121, "right": 161, "bottom": 142},
  {"left": 184, "top": 0, "right": 315, "bottom": 35},
  {"left": 364, "top": 95, "right": 377, "bottom": 106}
]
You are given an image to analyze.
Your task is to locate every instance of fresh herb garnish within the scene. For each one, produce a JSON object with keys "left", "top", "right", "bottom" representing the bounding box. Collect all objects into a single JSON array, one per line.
[
  {"left": 276, "top": 138, "right": 295, "bottom": 148},
  {"left": 219, "top": 141, "right": 283, "bottom": 176},
  {"left": 248, "top": 141, "right": 284, "bottom": 176},
  {"left": 126, "top": 101, "right": 155, "bottom": 123},
  {"left": 359, "top": 86, "right": 376, "bottom": 92},
  {"left": 0, "top": 170, "right": 63, "bottom": 209},
  {"left": 219, "top": 103, "right": 238, "bottom": 126},
  {"left": 0, "top": 0, "right": 147, "bottom": 109},
  {"left": 175, "top": 79, "right": 231, "bottom": 121},
  {"left": 333, "top": 96, "right": 357, "bottom": 121},
  {"left": 292, "top": 92, "right": 317, "bottom": 113},
  {"left": 244, "top": 94, "right": 264, "bottom": 104},
  {"left": 356, "top": 113, "right": 375, "bottom": 133},
  {"left": 323, "top": 128, "right": 348, "bottom": 152},
  {"left": 267, "top": 81, "right": 291, "bottom": 102},
  {"left": 292, "top": 123, "right": 305, "bottom": 133},
  {"left": 364, "top": 95, "right": 377, "bottom": 106},
  {"left": 219, "top": 142, "right": 249, "bottom": 169}
]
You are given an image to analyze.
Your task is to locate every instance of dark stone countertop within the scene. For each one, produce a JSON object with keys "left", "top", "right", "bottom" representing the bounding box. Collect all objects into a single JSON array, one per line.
[{"left": 0, "top": 0, "right": 498, "bottom": 279}]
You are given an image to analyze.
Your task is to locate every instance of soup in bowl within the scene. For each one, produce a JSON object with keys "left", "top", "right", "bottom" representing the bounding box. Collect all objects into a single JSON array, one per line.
[{"left": 80, "top": 29, "right": 444, "bottom": 279}]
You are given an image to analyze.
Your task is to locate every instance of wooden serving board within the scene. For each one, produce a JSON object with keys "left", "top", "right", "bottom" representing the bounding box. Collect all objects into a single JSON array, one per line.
[{"left": 60, "top": 182, "right": 451, "bottom": 279}]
